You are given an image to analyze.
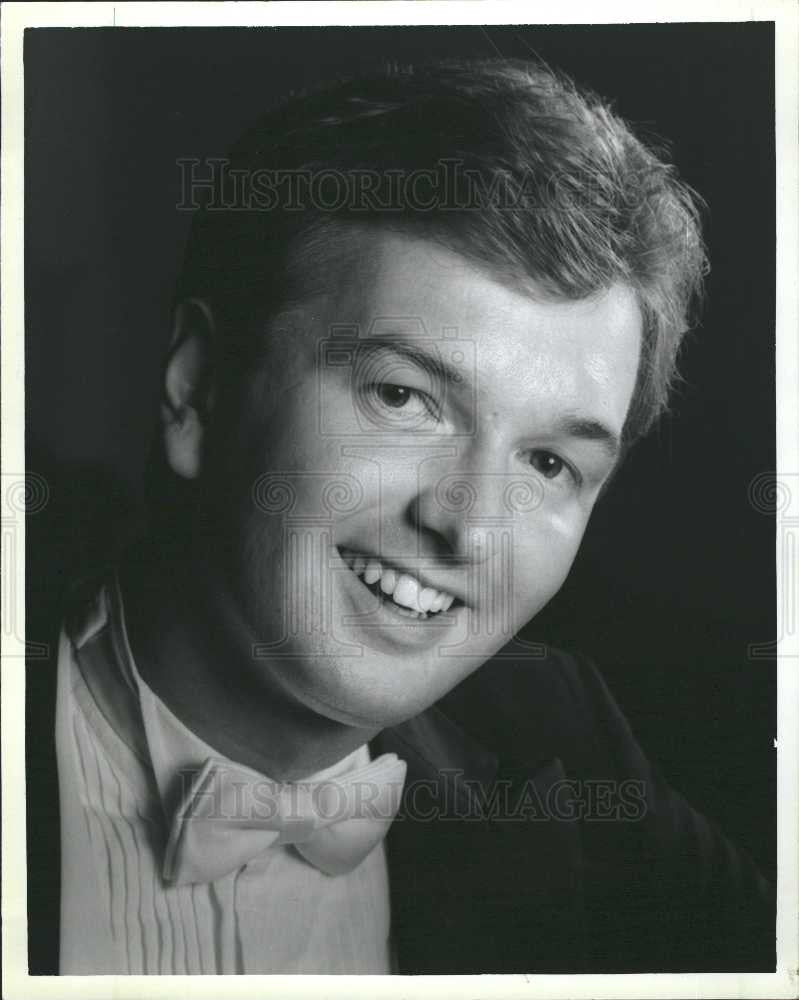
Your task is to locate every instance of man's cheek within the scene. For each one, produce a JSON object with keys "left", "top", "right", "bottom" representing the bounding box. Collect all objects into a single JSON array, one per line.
[{"left": 511, "top": 531, "right": 582, "bottom": 613}]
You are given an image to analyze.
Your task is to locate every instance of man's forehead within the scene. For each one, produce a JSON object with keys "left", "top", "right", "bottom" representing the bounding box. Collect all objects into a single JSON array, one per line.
[
  {"left": 326, "top": 230, "right": 641, "bottom": 345},
  {"left": 267, "top": 225, "right": 641, "bottom": 409}
]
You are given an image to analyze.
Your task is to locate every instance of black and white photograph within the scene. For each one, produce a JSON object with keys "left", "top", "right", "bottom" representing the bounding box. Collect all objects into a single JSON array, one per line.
[{"left": 3, "top": 3, "right": 797, "bottom": 996}]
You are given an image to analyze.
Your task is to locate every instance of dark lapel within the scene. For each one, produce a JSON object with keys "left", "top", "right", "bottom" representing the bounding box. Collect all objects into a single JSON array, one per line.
[{"left": 371, "top": 703, "right": 587, "bottom": 974}]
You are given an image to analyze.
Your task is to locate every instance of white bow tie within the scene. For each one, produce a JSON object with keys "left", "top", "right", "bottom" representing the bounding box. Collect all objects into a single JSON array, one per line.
[{"left": 163, "top": 752, "right": 407, "bottom": 884}]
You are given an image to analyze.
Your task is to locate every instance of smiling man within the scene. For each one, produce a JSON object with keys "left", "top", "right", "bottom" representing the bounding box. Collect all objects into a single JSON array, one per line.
[{"left": 51, "top": 59, "right": 773, "bottom": 974}]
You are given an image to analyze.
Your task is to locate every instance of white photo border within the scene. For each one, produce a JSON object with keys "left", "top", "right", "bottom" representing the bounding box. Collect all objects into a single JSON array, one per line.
[{"left": 2, "top": 3, "right": 796, "bottom": 998}]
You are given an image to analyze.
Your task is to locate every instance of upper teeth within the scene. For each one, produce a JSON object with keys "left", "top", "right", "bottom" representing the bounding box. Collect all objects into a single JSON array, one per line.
[{"left": 340, "top": 549, "right": 456, "bottom": 614}]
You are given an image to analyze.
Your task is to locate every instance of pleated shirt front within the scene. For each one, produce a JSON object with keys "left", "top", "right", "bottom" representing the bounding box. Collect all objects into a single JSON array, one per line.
[{"left": 54, "top": 579, "right": 393, "bottom": 974}]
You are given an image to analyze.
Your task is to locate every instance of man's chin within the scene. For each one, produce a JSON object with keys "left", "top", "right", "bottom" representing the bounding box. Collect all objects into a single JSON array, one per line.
[
  {"left": 268, "top": 658, "right": 462, "bottom": 732},
  {"left": 287, "top": 680, "right": 437, "bottom": 731}
]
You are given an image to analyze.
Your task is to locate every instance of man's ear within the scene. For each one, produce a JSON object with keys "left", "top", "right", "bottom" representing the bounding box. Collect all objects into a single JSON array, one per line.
[{"left": 161, "top": 298, "right": 217, "bottom": 480}]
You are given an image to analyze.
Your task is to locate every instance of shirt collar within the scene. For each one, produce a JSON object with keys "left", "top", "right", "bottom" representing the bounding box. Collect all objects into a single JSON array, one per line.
[{"left": 106, "top": 571, "right": 368, "bottom": 823}]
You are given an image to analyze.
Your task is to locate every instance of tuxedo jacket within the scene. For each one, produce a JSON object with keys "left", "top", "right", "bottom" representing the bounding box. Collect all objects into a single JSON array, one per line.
[{"left": 27, "top": 629, "right": 774, "bottom": 975}]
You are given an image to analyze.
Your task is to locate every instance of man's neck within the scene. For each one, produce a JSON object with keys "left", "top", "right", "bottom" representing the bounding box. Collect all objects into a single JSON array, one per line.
[{"left": 118, "top": 537, "right": 380, "bottom": 781}]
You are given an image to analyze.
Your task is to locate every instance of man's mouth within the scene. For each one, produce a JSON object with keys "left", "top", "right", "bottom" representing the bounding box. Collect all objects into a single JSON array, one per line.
[{"left": 337, "top": 546, "right": 460, "bottom": 621}]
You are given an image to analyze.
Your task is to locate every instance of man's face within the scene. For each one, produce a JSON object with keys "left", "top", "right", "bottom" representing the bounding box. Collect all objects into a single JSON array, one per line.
[{"left": 207, "top": 231, "right": 641, "bottom": 729}]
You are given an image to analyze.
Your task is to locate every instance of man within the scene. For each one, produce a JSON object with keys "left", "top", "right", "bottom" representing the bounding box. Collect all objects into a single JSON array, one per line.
[{"left": 45, "top": 58, "right": 772, "bottom": 974}]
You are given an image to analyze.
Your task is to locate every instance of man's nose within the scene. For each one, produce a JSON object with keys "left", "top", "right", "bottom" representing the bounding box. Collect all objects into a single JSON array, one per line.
[{"left": 407, "top": 467, "right": 530, "bottom": 564}]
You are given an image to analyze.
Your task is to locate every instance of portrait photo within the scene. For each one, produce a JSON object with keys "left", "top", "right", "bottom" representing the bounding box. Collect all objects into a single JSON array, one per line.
[{"left": 3, "top": 4, "right": 796, "bottom": 998}]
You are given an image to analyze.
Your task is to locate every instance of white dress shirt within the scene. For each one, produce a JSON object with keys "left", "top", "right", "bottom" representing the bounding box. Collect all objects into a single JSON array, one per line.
[{"left": 54, "top": 576, "right": 394, "bottom": 974}]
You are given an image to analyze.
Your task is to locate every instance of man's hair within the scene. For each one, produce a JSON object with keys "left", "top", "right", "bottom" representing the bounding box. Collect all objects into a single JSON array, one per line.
[{"left": 177, "top": 58, "right": 707, "bottom": 447}]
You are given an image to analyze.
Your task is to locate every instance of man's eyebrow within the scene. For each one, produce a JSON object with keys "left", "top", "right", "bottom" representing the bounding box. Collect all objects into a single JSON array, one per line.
[
  {"left": 555, "top": 414, "right": 621, "bottom": 461},
  {"left": 358, "top": 334, "right": 622, "bottom": 459},
  {"left": 360, "top": 334, "right": 472, "bottom": 389}
]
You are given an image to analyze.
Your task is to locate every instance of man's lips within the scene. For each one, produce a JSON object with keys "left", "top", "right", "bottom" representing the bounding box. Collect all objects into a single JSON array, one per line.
[{"left": 336, "top": 545, "right": 463, "bottom": 620}]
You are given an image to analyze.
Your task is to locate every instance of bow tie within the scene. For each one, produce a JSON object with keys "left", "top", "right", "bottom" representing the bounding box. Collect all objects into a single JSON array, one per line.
[{"left": 163, "top": 751, "right": 407, "bottom": 885}]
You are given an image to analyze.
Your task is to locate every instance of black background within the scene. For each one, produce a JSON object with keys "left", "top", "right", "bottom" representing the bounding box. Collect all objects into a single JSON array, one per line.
[{"left": 25, "top": 23, "right": 775, "bottom": 889}]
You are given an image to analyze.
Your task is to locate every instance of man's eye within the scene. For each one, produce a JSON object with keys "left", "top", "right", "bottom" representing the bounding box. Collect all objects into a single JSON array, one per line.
[
  {"left": 529, "top": 450, "right": 567, "bottom": 480},
  {"left": 361, "top": 382, "right": 440, "bottom": 428},
  {"left": 377, "top": 384, "right": 414, "bottom": 409}
]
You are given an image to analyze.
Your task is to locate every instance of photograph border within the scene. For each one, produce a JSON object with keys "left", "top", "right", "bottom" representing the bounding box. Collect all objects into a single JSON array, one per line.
[{"left": 3, "top": 2, "right": 797, "bottom": 998}]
